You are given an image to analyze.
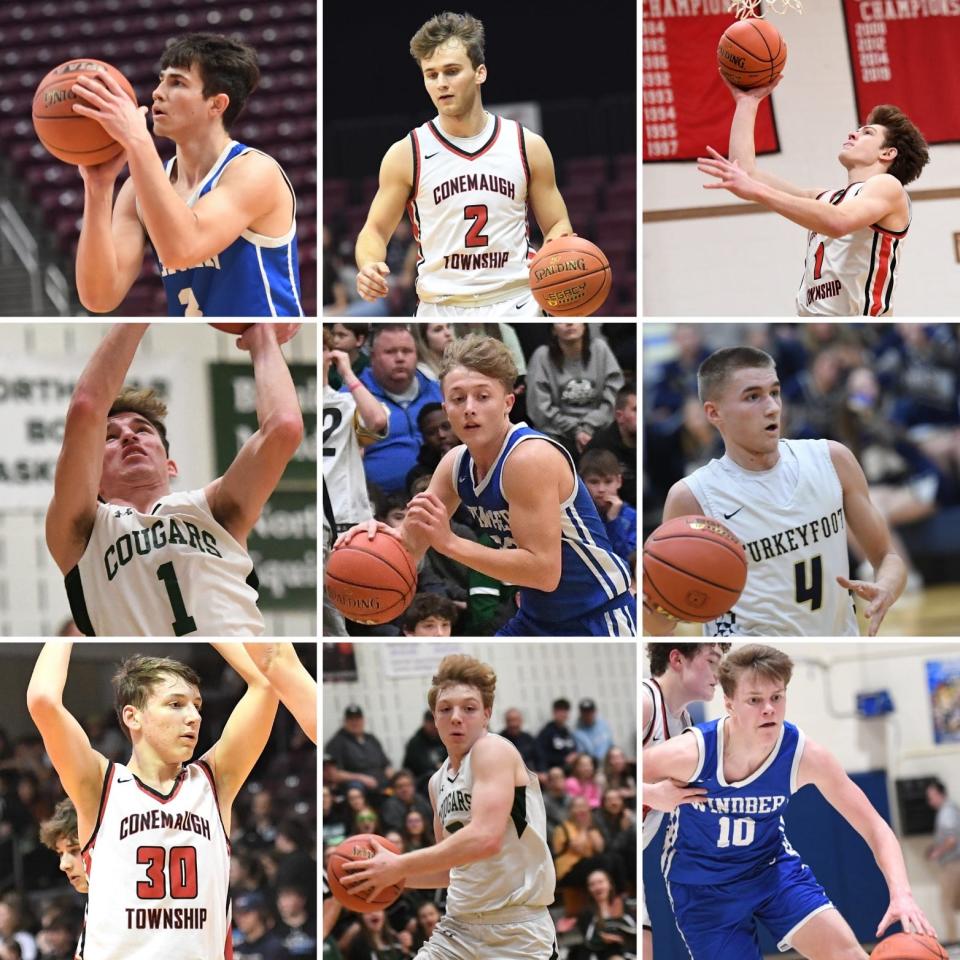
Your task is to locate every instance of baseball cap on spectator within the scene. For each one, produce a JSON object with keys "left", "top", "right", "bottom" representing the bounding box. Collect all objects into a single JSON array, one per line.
[
  {"left": 344, "top": 704, "right": 363, "bottom": 718},
  {"left": 234, "top": 892, "right": 267, "bottom": 913},
  {"left": 552, "top": 698, "right": 571, "bottom": 711},
  {"left": 579, "top": 698, "right": 597, "bottom": 712}
]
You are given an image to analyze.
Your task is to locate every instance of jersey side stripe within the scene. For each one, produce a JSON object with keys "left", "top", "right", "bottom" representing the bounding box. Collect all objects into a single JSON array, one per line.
[
  {"left": 564, "top": 504, "right": 632, "bottom": 592},
  {"left": 255, "top": 245, "right": 279, "bottom": 316},
  {"left": 883, "top": 240, "right": 899, "bottom": 314},
  {"left": 562, "top": 533, "right": 615, "bottom": 600},
  {"left": 286, "top": 243, "right": 304, "bottom": 315}
]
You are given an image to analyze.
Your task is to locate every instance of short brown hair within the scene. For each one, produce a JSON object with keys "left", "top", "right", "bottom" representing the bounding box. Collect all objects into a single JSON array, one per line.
[
  {"left": 866, "top": 104, "right": 930, "bottom": 186},
  {"left": 39, "top": 798, "right": 79, "bottom": 851},
  {"left": 439, "top": 334, "right": 518, "bottom": 394},
  {"left": 717, "top": 644, "right": 793, "bottom": 698},
  {"left": 579, "top": 449, "right": 621, "bottom": 480},
  {"left": 646, "top": 642, "right": 730, "bottom": 677},
  {"left": 113, "top": 655, "right": 201, "bottom": 741},
  {"left": 410, "top": 12, "right": 485, "bottom": 69},
  {"left": 427, "top": 654, "right": 496, "bottom": 712},
  {"left": 109, "top": 388, "right": 170, "bottom": 455},
  {"left": 697, "top": 347, "right": 775, "bottom": 403},
  {"left": 400, "top": 593, "right": 458, "bottom": 633}
]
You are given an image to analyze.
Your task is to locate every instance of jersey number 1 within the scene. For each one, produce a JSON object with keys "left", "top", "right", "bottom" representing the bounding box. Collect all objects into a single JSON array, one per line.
[
  {"left": 137, "top": 846, "right": 198, "bottom": 899},
  {"left": 157, "top": 561, "right": 198, "bottom": 636},
  {"left": 813, "top": 241, "right": 825, "bottom": 281}
]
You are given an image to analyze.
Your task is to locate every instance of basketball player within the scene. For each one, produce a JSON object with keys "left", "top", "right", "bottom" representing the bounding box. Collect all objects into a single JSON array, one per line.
[
  {"left": 243, "top": 642, "right": 317, "bottom": 744},
  {"left": 40, "top": 797, "right": 89, "bottom": 894},
  {"left": 645, "top": 644, "right": 935, "bottom": 959},
  {"left": 340, "top": 653, "right": 559, "bottom": 959},
  {"left": 46, "top": 322, "right": 303, "bottom": 636},
  {"left": 71, "top": 33, "right": 303, "bottom": 316},
  {"left": 642, "top": 643, "right": 728, "bottom": 959},
  {"left": 27, "top": 642, "right": 279, "bottom": 960},
  {"left": 355, "top": 11, "right": 574, "bottom": 316},
  {"left": 643, "top": 346, "right": 905, "bottom": 637},
  {"left": 336, "top": 334, "right": 636, "bottom": 636},
  {"left": 697, "top": 78, "right": 929, "bottom": 316}
]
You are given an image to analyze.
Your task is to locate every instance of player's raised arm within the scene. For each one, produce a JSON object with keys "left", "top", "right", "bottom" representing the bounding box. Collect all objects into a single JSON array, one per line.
[
  {"left": 243, "top": 643, "right": 317, "bottom": 744},
  {"left": 26, "top": 643, "right": 108, "bottom": 825},
  {"left": 525, "top": 131, "right": 574, "bottom": 243},
  {"left": 46, "top": 323, "right": 150, "bottom": 574},
  {"left": 355, "top": 138, "right": 414, "bottom": 301},
  {"left": 205, "top": 324, "right": 304, "bottom": 547}
]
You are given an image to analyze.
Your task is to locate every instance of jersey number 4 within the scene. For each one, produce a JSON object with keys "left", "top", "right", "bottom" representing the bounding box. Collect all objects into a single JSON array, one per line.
[
  {"left": 464, "top": 205, "right": 489, "bottom": 248},
  {"left": 137, "top": 845, "right": 198, "bottom": 899},
  {"left": 794, "top": 556, "right": 823, "bottom": 610},
  {"left": 157, "top": 561, "right": 198, "bottom": 636}
]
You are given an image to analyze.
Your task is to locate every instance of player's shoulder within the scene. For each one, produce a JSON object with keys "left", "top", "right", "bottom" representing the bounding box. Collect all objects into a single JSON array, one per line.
[
  {"left": 862, "top": 172, "right": 906, "bottom": 196},
  {"left": 219, "top": 148, "right": 286, "bottom": 188},
  {"left": 503, "top": 435, "right": 568, "bottom": 482},
  {"left": 824, "top": 439, "right": 862, "bottom": 484},
  {"left": 664, "top": 477, "right": 703, "bottom": 518},
  {"left": 380, "top": 137, "right": 415, "bottom": 185},
  {"left": 471, "top": 732, "right": 520, "bottom": 765}
]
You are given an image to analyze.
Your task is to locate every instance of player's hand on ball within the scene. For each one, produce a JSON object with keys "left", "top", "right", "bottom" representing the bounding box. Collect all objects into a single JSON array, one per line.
[
  {"left": 76, "top": 150, "right": 129, "bottom": 189},
  {"left": 405, "top": 492, "right": 452, "bottom": 551},
  {"left": 236, "top": 323, "right": 301, "bottom": 351},
  {"left": 836, "top": 576, "right": 893, "bottom": 637},
  {"left": 340, "top": 837, "right": 404, "bottom": 901},
  {"left": 333, "top": 519, "right": 404, "bottom": 550},
  {"left": 718, "top": 71, "right": 782, "bottom": 102},
  {"left": 876, "top": 890, "right": 937, "bottom": 939},
  {"left": 71, "top": 73, "right": 148, "bottom": 148},
  {"left": 357, "top": 262, "right": 390, "bottom": 301}
]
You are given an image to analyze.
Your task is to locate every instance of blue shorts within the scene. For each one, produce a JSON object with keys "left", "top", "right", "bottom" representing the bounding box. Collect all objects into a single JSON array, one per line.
[
  {"left": 666, "top": 852, "right": 833, "bottom": 959},
  {"left": 495, "top": 591, "right": 636, "bottom": 636}
]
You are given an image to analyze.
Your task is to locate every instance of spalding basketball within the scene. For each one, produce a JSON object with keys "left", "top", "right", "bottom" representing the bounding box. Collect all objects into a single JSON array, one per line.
[
  {"left": 529, "top": 236, "right": 612, "bottom": 316},
  {"left": 209, "top": 323, "right": 253, "bottom": 334},
  {"left": 871, "top": 933, "right": 948, "bottom": 959},
  {"left": 33, "top": 59, "right": 138, "bottom": 166},
  {"left": 643, "top": 515, "right": 747, "bottom": 622},
  {"left": 327, "top": 835, "right": 404, "bottom": 914},
  {"left": 718, "top": 18, "right": 787, "bottom": 89},
  {"left": 325, "top": 531, "right": 417, "bottom": 625}
]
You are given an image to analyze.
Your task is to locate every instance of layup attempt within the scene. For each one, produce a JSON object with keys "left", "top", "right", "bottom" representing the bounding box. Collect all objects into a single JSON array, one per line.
[
  {"left": 340, "top": 654, "right": 558, "bottom": 959},
  {"left": 27, "top": 643, "right": 278, "bottom": 960},
  {"left": 337, "top": 334, "right": 635, "bottom": 636},
  {"left": 697, "top": 78, "right": 929, "bottom": 317},
  {"left": 644, "top": 346, "right": 905, "bottom": 637},
  {"left": 46, "top": 323, "right": 303, "bottom": 636},
  {"left": 355, "top": 11, "right": 574, "bottom": 316}
]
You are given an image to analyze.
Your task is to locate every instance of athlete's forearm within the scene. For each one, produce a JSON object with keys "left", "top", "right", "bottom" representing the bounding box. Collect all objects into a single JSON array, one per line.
[
  {"left": 355, "top": 226, "right": 388, "bottom": 269},
  {"left": 243, "top": 643, "right": 317, "bottom": 744},
  {"left": 438, "top": 534, "right": 559, "bottom": 593},
  {"left": 404, "top": 868, "right": 450, "bottom": 888},
  {"left": 26, "top": 642, "right": 73, "bottom": 712},
  {"left": 752, "top": 182, "right": 844, "bottom": 237},
  {"left": 210, "top": 642, "right": 271, "bottom": 689},
  {"left": 75, "top": 186, "right": 123, "bottom": 311},
  {"left": 72, "top": 324, "right": 149, "bottom": 416},
  {"left": 340, "top": 373, "right": 388, "bottom": 436},
  {"left": 248, "top": 326, "right": 304, "bottom": 442},
  {"left": 868, "top": 818, "right": 913, "bottom": 897},
  {"left": 728, "top": 98, "right": 760, "bottom": 171},
  {"left": 400, "top": 822, "right": 500, "bottom": 877},
  {"left": 542, "top": 217, "right": 575, "bottom": 244},
  {"left": 873, "top": 550, "right": 906, "bottom": 603}
]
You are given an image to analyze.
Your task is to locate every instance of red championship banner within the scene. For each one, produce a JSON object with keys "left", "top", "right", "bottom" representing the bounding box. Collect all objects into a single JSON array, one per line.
[
  {"left": 843, "top": 0, "right": 960, "bottom": 145},
  {"left": 643, "top": 0, "right": 780, "bottom": 162}
]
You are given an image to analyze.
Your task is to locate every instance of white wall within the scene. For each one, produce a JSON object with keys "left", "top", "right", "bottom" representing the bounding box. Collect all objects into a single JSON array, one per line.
[{"left": 643, "top": 5, "right": 960, "bottom": 314}]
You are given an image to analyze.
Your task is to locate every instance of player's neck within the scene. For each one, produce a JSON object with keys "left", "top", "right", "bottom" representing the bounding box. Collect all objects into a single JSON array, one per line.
[
  {"left": 101, "top": 479, "right": 172, "bottom": 513},
  {"left": 467, "top": 421, "right": 511, "bottom": 480},
  {"left": 844, "top": 160, "right": 885, "bottom": 185},
  {"left": 436, "top": 102, "right": 488, "bottom": 139},
  {"left": 658, "top": 672, "right": 698, "bottom": 719},
  {"left": 126, "top": 753, "right": 182, "bottom": 793},
  {"left": 173, "top": 127, "right": 233, "bottom": 190},
  {"left": 724, "top": 441, "right": 780, "bottom": 472},
  {"left": 723, "top": 716, "right": 775, "bottom": 772}
]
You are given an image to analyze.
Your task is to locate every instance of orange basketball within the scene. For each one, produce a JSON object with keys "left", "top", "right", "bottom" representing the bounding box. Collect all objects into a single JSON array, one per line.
[
  {"left": 529, "top": 236, "right": 612, "bottom": 316},
  {"left": 718, "top": 18, "right": 787, "bottom": 89},
  {"left": 209, "top": 323, "right": 253, "bottom": 334},
  {"left": 325, "top": 531, "right": 417, "bottom": 625},
  {"left": 643, "top": 515, "right": 747, "bottom": 622},
  {"left": 327, "top": 835, "right": 404, "bottom": 913},
  {"left": 871, "top": 933, "right": 948, "bottom": 959},
  {"left": 32, "top": 59, "right": 138, "bottom": 166}
]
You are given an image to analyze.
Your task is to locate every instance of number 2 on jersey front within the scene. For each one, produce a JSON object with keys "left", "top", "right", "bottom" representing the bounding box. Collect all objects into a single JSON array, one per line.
[{"left": 463, "top": 205, "right": 490, "bottom": 248}]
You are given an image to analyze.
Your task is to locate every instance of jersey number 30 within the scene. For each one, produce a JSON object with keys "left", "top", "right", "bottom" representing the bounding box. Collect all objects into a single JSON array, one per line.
[{"left": 137, "top": 845, "right": 198, "bottom": 899}]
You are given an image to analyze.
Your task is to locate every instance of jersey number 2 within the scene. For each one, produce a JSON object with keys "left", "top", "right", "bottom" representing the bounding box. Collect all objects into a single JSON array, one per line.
[
  {"left": 157, "top": 561, "right": 198, "bottom": 636},
  {"left": 464, "top": 205, "right": 489, "bottom": 248},
  {"left": 137, "top": 846, "right": 198, "bottom": 899},
  {"left": 178, "top": 288, "right": 203, "bottom": 317}
]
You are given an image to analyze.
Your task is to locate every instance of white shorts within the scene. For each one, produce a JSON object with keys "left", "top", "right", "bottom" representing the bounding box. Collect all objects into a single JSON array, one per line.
[
  {"left": 414, "top": 908, "right": 557, "bottom": 960},
  {"left": 416, "top": 290, "right": 543, "bottom": 317}
]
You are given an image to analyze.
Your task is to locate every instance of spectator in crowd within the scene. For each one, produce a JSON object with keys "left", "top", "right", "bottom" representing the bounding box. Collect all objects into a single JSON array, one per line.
[
  {"left": 0, "top": 937, "right": 21, "bottom": 960},
  {"left": 324, "top": 705, "right": 394, "bottom": 793},
  {"left": 234, "top": 892, "right": 290, "bottom": 960},
  {"left": 35, "top": 913, "right": 77, "bottom": 960},
  {"left": 574, "top": 699, "right": 614, "bottom": 763},
  {"left": 344, "top": 785, "right": 369, "bottom": 829},
  {"left": 402, "top": 809, "right": 434, "bottom": 852},
  {"left": 0, "top": 903, "right": 35, "bottom": 960},
  {"left": 462, "top": 537, "right": 519, "bottom": 636},
  {"left": 543, "top": 766, "right": 572, "bottom": 835},
  {"left": 602, "top": 747, "right": 636, "bottom": 810},
  {"left": 649, "top": 324, "right": 711, "bottom": 423},
  {"left": 323, "top": 786, "right": 349, "bottom": 848},
  {"left": 783, "top": 346, "right": 849, "bottom": 441},
  {"left": 553, "top": 796, "right": 606, "bottom": 893},
  {"left": 536, "top": 698, "right": 579, "bottom": 774},
  {"left": 579, "top": 450, "right": 637, "bottom": 565},
  {"left": 566, "top": 753, "right": 603, "bottom": 809},
  {"left": 499, "top": 708, "right": 540, "bottom": 772},
  {"left": 377, "top": 494, "right": 409, "bottom": 530},
  {"left": 354, "top": 807, "right": 380, "bottom": 836},
  {"left": 569, "top": 869, "right": 637, "bottom": 960},
  {"left": 926, "top": 778, "right": 960, "bottom": 942},
  {"left": 243, "top": 789, "right": 279, "bottom": 849},
  {"left": 413, "top": 902, "right": 442, "bottom": 951},
  {"left": 412, "top": 324, "right": 454, "bottom": 380},
  {"left": 231, "top": 851, "right": 269, "bottom": 899},
  {"left": 586, "top": 382, "right": 637, "bottom": 506},
  {"left": 276, "top": 884, "right": 318, "bottom": 959},
  {"left": 341, "top": 910, "right": 411, "bottom": 960},
  {"left": 343, "top": 324, "right": 443, "bottom": 495},
  {"left": 407, "top": 404, "right": 457, "bottom": 482},
  {"left": 327, "top": 323, "right": 371, "bottom": 389},
  {"left": 526, "top": 323, "right": 625, "bottom": 459},
  {"left": 399, "top": 594, "right": 458, "bottom": 638},
  {"left": 380, "top": 770, "right": 434, "bottom": 834},
  {"left": 594, "top": 789, "right": 635, "bottom": 849},
  {"left": 38, "top": 798, "right": 87, "bottom": 894},
  {"left": 402, "top": 712, "right": 447, "bottom": 793},
  {"left": 322, "top": 228, "right": 350, "bottom": 315},
  {"left": 275, "top": 819, "right": 317, "bottom": 896}
]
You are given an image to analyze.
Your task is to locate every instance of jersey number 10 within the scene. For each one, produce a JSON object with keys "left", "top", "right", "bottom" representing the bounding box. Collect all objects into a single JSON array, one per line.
[{"left": 716, "top": 816, "right": 756, "bottom": 848}]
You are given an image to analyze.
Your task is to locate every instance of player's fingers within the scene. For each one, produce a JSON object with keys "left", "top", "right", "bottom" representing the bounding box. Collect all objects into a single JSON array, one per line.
[
  {"left": 835, "top": 575, "right": 855, "bottom": 589},
  {"left": 365, "top": 519, "right": 381, "bottom": 540}
]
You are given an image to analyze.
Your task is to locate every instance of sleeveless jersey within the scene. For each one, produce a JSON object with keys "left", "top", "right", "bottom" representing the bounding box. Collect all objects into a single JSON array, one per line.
[
  {"left": 642, "top": 678, "right": 691, "bottom": 850},
  {"left": 322, "top": 385, "right": 378, "bottom": 530},
  {"left": 683, "top": 439, "right": 858, "bottom": 636},
  {"left": 796, "top": 181, "right": 909, "bottom": 317},
  {"left": 452, "top": 423, "right": 632, "bottom": 622},
  {"left": 155, "top": 141, "right": 303, "bottom": 317},
  {"left": 661, "top": 718, "right": 805, "bottom": 885},
  {"left": 430, "top": 733, "right": 554, "bottom": 916},
  {"left": 407, "top": 113, "right": 534, "bottom": 305},
  {"left": 67, "top": 488, "right": 263, "bottom": 637},
  {"left": 81, "top": 760, "right": 232, "bottom": 960}
]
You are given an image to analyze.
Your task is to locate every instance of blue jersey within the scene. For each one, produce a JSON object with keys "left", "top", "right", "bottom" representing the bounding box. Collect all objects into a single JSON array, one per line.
[
  {"left": 156, "top": 141, "right": 303, "bottom": 317},
  {"left": 453, "top": 422, "right": 632, "bottom": 622},
  {"left": 662, "top": 718, "right": 805, "bottom": 885}
]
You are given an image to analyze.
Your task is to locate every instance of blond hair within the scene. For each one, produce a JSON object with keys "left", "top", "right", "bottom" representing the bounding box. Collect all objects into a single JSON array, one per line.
[
  {"left": 718, "top": 645, "right": 793, "bottom": 699},
  {"left": 427, "top": 654, "right": 496, "bottom": 712},
  {"left": 410, "top": 11, "right": 485, "bottom": 68},
  {"left": 108, "top": 387, "right": 170, "bottom": 455},
  {"left": 113, "top": 655, "right": 201, "bottom": 742},
  {"left": 439, "top": 334, "right": 518, "bottom": 394}
]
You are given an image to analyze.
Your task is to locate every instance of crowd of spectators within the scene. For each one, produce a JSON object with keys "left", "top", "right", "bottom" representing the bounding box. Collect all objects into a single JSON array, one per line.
[
  {"left": 322, "top": 697, "right": 637, "bottom": 959},
  {"left": 645, "top": 323, "right": 960, "bottom": 587},
  {"left": 323, "top": 322, "right": 638, "bottom": 637}
]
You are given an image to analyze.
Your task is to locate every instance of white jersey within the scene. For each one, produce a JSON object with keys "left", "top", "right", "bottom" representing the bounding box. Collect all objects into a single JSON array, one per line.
[
  {"left": 683, "top": 439, "right": 858, "bottom": 636},
  {"left": 430, "top": 733, "right": 554, "bottom": 916},
  {"left": 642, "top": 678, "right": 691, "bottom": 851},
  {"left": 408, "top": 113, "right": 534, "bottom": 306},
  {"left": 81, "top": 761, "right": 231, "bottom": 960},
  {"left": 69, "top": 488, "right": 263, "bottom": 637},
  {"left": 322, "top": 385, "right": 378, "bottom": 530},
  {"left": 796, "top": 181, "right": 909, "bottom": 317}
]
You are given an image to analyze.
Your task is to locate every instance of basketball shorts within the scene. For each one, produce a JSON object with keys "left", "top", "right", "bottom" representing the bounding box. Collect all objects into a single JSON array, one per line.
[
  {"left": 666, "top": 852, "right": 833, "bottom": 959},
  {"left": 496, "top": 591, "right": 637, "bottom": 637},
  {"left": 416, "top": 289, "right": 543, "bottom": 317},
  {"left": 414, "top": 909, "right": 557, "bottom": 960}
]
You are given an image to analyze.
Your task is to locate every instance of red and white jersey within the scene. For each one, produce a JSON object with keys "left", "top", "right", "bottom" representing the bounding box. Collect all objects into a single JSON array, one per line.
[
  {"left": 407, "top": 113, "right": 534, "bottom": 305},
  {"left": 796, "top": 181, "right": 909, "bottom": 317},
  {"left": 81, "top": 760, "right": 232, "bottom": 960}
]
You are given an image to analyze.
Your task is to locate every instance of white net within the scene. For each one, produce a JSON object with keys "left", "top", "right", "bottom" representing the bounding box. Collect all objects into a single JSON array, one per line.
[{"left": 728, "top": 0, "right": 803, "bottom": 17}]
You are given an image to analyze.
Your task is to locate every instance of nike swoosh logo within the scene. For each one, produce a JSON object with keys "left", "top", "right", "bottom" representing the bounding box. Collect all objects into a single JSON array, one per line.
[
  {"left": 515, "top": 299, "right": 529, "bottom": 309},
  {"left": 118, "top": 778, "right": 133, "bottom": 783},
  {"left": 723, "top": 507, "right": 743, "bottom": 520},
  {"left": 424, "top": 152, "right": 438, "bottom": 159}
]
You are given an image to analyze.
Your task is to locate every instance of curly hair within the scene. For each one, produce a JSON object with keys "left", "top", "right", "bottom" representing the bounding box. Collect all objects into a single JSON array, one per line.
[
  {"left": 410, "top": 11, "right": 485, "bottom": 69},
  {"left": 427, "top": 654, "right": 496, "bottom": 712},
  {"left": 866, "top": 104, "right": 930, "bottom": 186}
]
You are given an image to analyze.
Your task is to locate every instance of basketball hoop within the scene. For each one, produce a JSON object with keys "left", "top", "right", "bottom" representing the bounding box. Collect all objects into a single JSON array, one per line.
[{"left": 728, "top": 0, "right": 803, "bottom": 17}]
